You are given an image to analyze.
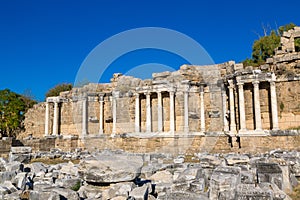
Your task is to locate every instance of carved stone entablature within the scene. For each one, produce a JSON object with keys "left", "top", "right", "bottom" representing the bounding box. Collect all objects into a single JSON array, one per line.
[{"left": 46, "top": 96, "right": 64, "bottom": 103}]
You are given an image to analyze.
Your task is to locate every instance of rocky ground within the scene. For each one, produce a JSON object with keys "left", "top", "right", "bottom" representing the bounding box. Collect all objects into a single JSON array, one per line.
[{"left": 0, "top": 147, "right": 299, "bottom": 200}]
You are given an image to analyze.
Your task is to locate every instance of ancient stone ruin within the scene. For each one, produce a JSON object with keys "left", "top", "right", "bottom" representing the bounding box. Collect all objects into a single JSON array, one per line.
[{"left": 18, "top": 27, "right": 300, "bottom": 154}]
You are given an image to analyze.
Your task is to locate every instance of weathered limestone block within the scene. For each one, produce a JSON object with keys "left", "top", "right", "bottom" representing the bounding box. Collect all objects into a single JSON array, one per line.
[
  {"left": 256, "top": 163, "right": 283, "bottom": 189},
  {"left": 77, "top": 184, "right": 102, "bottom": 199},
  {"left": 12, "top": 172, "right": 27, "bottom": 190},
  {"left": 259, "top": 182, "right": 289, "bottom": 200},
  {"left": 0, "top": 171, "right": 16, "bottom": 184},
  {"left": 148, "top": 170, "right": 173, "bottom": 184},
  {"left": 55, "top": 178, "right": 81, "bottom": 190},
  {"left": 78, "top": 153, "right": 143, "bottom": 183},
  {"left": 102, "top": 182, "right": 135, "bottom": 199},
  {"left": 209, "top": 166, "right": 241, "bottom": 200},
  {"left": 129, "top": 184, "right": 149, "bottom": 200},
  {"left": 225, "top": 154, "right": 250, "bottom": 166},
  {"left": 235, "top": 184, "right": 273, "bottom": 200}
]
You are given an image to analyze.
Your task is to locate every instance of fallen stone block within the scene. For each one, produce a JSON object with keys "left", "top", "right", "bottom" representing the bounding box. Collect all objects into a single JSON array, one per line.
[
  {"left": 78, "top": 153, "right": 143, "bottom": 183},
  {"left": 209, "top": 166, "right": 241, "bottom": 200},
  {"left": 129, "top": 184, "right": 148, "bottom": 200}
]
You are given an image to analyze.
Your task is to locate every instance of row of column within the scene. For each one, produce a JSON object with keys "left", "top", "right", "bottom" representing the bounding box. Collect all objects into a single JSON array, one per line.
[
  {"left": 44, "top": 87, "right": 207, "bottom": 136},
  {"left": 228, "top": 77, "right": 279, "bottom": 133},
  {"left": 44, "top": 101, "right": 59, "bottom": 136},
  {"left": 134, "top": 87, "right": 206, "bottom": 134}
]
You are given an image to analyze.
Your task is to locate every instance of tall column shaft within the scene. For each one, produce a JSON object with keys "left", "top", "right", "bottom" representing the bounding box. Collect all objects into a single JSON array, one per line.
[
  {"left": 169, "top": 90, "right": 175, "bottom": 134},
  {"left": 157, "top": 91, "right": 163, "bottom": 132},
  {"left": 53, "top": 102, "right": 59, "bottom": 135},
  {"left": 270, "top": 79, "right": 279, "bottom": 130},
  {"left": 238, "top": 82, "right": 247, "bottom": 131},
  {"left": 82, "top": 96, "right": 87, "bottom": 136},
  {"left": 44, "top": 102, "right": 49, "bottom": 136},
  {"left": 146, "top": 92, "right": 152, "bottom": 132},
  {"left": 135, "top": 93, "right": 140, "bottom": 133},
  {"left": 99, "top": 95, "right": 104, "bottom": 134},
  {"left": 253, "top": 81, "right": 262, "bottom": 131},
  {"left": 112, "top": 92, "right": 117, "bottom": 134},
  {"left": 222, "top": 89, "right": 229, "bottom": 132},
  {"left": 228, "top": 81, "right": 236, "bottom": 132},
  {"left": 200, "top": 86, "right": 205, "bottom": 132},
  {"left": 184, "top": 90, "right": 189, "bottom": 133}
]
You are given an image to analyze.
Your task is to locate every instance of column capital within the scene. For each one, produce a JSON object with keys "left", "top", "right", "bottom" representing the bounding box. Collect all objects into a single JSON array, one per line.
[
  {"left": 237, "top": 82, "right": 244, "bottom": 86},
  {"left": 269, "top": 81, "right": 276, "bottom": 87},
  {"left": 135, "top": 93, "right": 140, "bottom": 97},
  {"left": 199, "top": 85, "right": 204, "bottom": 93},
  {"left": 252, "top": 80, "right": 260, "bottom": 86},
  {"left": 182, "top": 80, "right": 190, "bottom": 91},
  {"left": 144, "top": 91, "right": 151, "bottom": 96},
  {"left": 112, "top": 91, "right": 120, "bottom": 98},
  {"left": 271, "top": 72, "right": 276, "bottom": 81},
  {"left": 98, "top": 93, "right": 105, "bottom": 102}
]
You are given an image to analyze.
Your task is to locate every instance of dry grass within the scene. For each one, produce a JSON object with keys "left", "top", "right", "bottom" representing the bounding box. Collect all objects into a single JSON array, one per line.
[
  {"left": 30, "top": 157, "right": 80, "bottom": 165},
  {"left": 288, "top": 184, "right": 300, "bottom": 200}
]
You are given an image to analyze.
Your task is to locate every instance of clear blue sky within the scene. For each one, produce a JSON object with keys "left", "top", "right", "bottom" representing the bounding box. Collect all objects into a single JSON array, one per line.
[{"left": 0, "top": 0, "right": 299, "bottom": 101}]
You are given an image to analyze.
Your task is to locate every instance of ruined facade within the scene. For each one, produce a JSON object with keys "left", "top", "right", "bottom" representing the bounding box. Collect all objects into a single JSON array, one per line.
[{"left": 21, "top": 27, "right": 300, "bottom": 139}]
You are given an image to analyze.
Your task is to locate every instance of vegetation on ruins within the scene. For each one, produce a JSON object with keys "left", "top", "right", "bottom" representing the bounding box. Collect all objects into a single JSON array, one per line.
[
  {"left": 45, "top": 83, "right": 73, "bottom": 98},
  {"left": 0, "top": 89, "right": 36, "bottom": 137},
  {"left": 243, "top": 23, "right": 300, "bottom": 66}
]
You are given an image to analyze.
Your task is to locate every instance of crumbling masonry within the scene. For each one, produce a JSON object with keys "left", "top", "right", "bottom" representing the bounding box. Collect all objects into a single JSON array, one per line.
[{"left": 22, "top": 27, "right": 300, "bottom": 141}]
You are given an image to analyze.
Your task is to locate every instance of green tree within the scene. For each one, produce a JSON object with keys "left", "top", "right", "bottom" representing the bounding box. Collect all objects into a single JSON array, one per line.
[
  {"left": 45, "top": 83, "right": 73, "bottom": 98},
  {"left": 244, "top": 23, "right": 298, "bottom": 66},
  {"left": 0, "top": 89, "right": 36, "bottom": 137}
]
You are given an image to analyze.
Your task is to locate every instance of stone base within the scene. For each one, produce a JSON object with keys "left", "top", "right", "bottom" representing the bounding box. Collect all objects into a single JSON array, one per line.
[{"left": 238, "top": 130, "right": 270, "bottom": 137}]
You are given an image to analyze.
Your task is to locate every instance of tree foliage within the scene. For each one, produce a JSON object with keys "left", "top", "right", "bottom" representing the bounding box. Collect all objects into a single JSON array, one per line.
[
  {"left": 0, "top": 89, "right": 36, "bottom": 137},
  {"left": 45, "top": 83, "right": 73, "bottom": 98},
  {"left": 244, "top": 23, "right": 298, "bottom": 66}
]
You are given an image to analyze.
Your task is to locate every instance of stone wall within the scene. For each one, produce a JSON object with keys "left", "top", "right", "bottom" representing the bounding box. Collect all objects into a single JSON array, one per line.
[
  {"left": 16, "top": 131, "right": 300, "bottom": 156},
  {"left": 277, "top": 80, "right": 300, "bottom": 129}
]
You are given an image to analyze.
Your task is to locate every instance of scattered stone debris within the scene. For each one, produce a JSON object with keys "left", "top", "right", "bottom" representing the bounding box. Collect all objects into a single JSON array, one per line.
[{"left": 0, "top": 147, "right": 299, "bottom": 199}]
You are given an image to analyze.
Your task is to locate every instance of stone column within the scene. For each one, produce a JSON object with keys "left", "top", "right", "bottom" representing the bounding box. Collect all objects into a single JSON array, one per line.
[
  {"left": 270, "top": 74, "right": 279, "bottom": 130},
  {"left": 253, "top": 80, "right": 262, "bottom": 131},
  {"left": 183, "top": 81, "right": 190, "bottom": 133},
  {"left": 44, "top": 102, "right": 49, "bottom": 136},
  {"left": 169, "top": 89, "right": 175, "bottom": 134},
  {"left": 228, "top": 80, "right": 236, "bottom": 132},
  {"left": 53, "top": 101, "right": 59, "bottom": 135},
  {"left": 145, "top": 92, "right": 152, "bottom": 132},
  {"left": 222, "top": 87, "right": 229, "bottom": 132},
  {"left": 237, "top": 82, "right": 247, "bottom": 131},
  {"left": 200, "top": 85, "right": 205, "bottom": 132},
  {"left": 98, "top": 94, "right": 104, "bottom": 134},
  {"left": 135, "top": 93, "right": 140, "bottom": 133},
  {"left": 157, "top": 91, "right": 163, "bottom": 132},
  {"left": 112, "top": 92, "right": 118, "bottom": 134},
  {"left": 82, "top": 95, "right": 87, "bottom": 136}
]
